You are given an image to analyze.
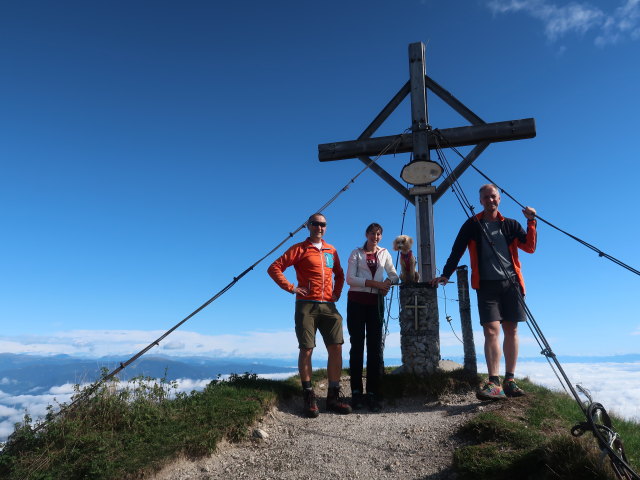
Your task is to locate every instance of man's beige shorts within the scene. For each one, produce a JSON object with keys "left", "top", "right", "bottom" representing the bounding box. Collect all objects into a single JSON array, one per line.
[{"left": 294, "top": 301, "right": 344, "bottom": 349}]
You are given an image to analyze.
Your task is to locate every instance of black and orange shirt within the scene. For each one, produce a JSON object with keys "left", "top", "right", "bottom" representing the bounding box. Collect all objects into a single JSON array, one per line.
[{"left": 441, "top": 211, "right": 536, "bottom": 294}]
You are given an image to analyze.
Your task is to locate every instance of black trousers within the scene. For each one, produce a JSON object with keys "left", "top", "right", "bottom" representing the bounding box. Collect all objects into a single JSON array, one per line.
[{"left": 347, "top": 298, "right": 384, "bottom": 395}]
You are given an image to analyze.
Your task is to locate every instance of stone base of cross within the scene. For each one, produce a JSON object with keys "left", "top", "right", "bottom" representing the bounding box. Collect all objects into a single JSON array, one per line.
[{"left": 398, "top": 283, "right": 440, "bottom": 375}]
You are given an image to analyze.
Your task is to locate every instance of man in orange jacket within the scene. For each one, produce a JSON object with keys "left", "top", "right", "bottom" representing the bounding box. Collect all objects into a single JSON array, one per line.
[{"left": 268, "top": 213, "right": 352, "bottom": 417}]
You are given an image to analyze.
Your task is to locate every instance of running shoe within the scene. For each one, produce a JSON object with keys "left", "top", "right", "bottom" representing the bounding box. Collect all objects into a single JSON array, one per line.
[
  {"left": 502, "top": 378, "right": 526, "bottom": 397},
  {"left": 476, "top": 381, "right": 507, "bottom": 401}
]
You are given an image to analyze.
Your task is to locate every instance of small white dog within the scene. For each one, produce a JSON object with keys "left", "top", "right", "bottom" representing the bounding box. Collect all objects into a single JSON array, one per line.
[{"left": 393, "top": 235, "right": 419, "bottom": 283}]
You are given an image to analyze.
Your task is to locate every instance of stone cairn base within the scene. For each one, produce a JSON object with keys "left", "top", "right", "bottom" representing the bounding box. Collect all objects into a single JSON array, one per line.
[{"left": 399, "top": 282, "right": 440, "bottom": 375}]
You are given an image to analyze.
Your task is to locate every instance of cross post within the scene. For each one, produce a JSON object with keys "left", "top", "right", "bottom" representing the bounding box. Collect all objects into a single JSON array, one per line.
[{"left": 408, "top": 42, "right": 436, "bottom": 281}]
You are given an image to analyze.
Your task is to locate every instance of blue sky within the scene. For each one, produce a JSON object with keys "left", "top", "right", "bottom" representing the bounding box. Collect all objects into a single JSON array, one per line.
[{"left": 1, "top": 0, "right": 639, "bottom": 362}]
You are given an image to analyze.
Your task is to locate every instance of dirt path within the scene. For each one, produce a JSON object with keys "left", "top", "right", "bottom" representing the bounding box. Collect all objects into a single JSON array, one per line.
[{"left": 151, "top": 364, "right": 488, "bottom": 480}]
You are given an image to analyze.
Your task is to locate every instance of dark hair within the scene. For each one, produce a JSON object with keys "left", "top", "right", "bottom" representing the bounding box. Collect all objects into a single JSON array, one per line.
[
  {"left": 363, "top": 223, "right": 383, "bottom": 249},
  {"left": 307, "top": 213, "right": 326, "bottom": 224}
]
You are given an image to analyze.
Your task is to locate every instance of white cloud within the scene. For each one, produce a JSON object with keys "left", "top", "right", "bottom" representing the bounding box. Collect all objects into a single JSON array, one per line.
[
  {"left": 486, "top": 0, "right": 640, "bottom": 46},
  {"left": 172, "top": 378, "right": 214, "bottom": 392},
  {"left": 0, "top": 405, "right": 20, "bottom": 417},
  {"left": 47, "top": 384, "right": 77, "bottom": 395},
  {"left": 0, "top": 390, "right": 71, "bottom": 443},
  {"left": 0, "top": 327, "right": 545, "bottom": 363},
  {"left": 595, "top": 0, "right": 640, "bottom": 45},
  {"left": 0, "top": 329, "right": 299, "bottom": 359},
  {"left": 2, "top": 393, "right": 66, "bottom": 418},
  {"left": 0, "top": 421, "right": 19, "bottom": 441},
  {"left": 162, "top": 341, "right": 186, "bottom": 350}
]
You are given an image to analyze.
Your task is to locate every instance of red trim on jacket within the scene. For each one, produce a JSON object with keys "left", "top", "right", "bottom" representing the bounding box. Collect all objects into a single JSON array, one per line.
[{"left": 442, "top": 211, "right": 536, "bottom": 294}]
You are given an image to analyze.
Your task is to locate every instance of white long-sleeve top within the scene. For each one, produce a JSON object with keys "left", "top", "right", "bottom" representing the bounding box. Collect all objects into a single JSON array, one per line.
[{"left": 346, "top": 247, "right": 399, "bottom": 294}]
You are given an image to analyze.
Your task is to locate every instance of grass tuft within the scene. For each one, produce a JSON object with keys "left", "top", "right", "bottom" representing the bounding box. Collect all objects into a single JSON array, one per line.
[
  {"left": 452, "top": 376, "right": 634, "bottom": 480},
  {"left": 0, "top": 372, "right": 297, "bottom": 480},
  {"left": 459, "top": 412, "right": 545, "bottom": 448}
]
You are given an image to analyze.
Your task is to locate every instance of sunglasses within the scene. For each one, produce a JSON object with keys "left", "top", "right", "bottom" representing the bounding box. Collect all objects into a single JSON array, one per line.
[{"left": 310, "top": 221, "right": 326, "bottom": 227}]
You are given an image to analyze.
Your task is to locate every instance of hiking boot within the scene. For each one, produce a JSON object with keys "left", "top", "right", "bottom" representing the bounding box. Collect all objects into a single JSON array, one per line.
[
  {"left": 303, "top": 389, "right": 320, "bottom": 418},
  {"left": 351, "top": 391, "right": 365, "bottom": 410},
  {"left": 367, "top": 392, "right": 382, "bottom": 413},
  {"left": 476, "top": 381, "right": 507, "bottom": 401},
  {"left": 502, "top": 378, "right": 526, "bottom": 397},
  {"left": 326, "top": 386, "right": 352, "bottom": 414}
]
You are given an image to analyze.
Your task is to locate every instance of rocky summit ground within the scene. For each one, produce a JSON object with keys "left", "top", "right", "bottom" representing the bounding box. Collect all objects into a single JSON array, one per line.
[{"left": 151, "top": 362, "right": 493, "bottom": 480}]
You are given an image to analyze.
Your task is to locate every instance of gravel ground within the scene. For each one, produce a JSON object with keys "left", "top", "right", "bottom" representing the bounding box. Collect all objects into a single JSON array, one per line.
[{"left": 151, "top": 363, "right": 489, "bottom": 480}]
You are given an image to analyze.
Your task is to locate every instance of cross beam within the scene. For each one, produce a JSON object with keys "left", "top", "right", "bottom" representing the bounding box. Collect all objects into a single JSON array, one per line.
[
  {"left": 318, "top": 42, "right": 536, "bottom": 281},
  {"left": 318, "top": 118, "right": 535, "bottom": 162}
]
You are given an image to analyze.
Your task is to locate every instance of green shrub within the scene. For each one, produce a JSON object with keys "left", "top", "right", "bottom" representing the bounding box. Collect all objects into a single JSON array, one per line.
[
  {"left": 453, "top": 376, "right": 634, "bottom": 480},
  {"left": 0, "top": 372, "right": 296, "bottom": 480}
]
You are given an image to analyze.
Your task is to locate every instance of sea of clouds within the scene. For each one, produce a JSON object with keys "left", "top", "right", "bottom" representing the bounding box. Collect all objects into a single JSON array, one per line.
[{"left": 513, "top": 361, "right": 640, "bottom": 423}]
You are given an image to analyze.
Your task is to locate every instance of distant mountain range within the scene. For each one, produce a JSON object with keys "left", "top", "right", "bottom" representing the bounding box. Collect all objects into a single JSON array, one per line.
[
  {"left": 0, "top": 353, "right": 298, "bottom": 396},
  {"left": 513, "top": 353, "right": 640, "bottom": 363}
]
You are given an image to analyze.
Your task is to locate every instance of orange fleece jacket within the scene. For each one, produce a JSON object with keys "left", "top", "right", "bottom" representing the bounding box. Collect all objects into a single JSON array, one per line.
[{"left": 268, "top": 238, "right": 344, "bottom": 302}]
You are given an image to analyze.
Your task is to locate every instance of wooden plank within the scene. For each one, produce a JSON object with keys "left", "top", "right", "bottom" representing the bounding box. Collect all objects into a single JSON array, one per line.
[
  {"left": 409, "top": 42, "right": 430, "bottom": 162},
  {"left": 318, "top": 118, "right": 536, "bottom": 161},
  {"left": 358, "top": 81, "right": 411, "bottom": 140},
  {"left": 456, "top": 266, "right": 477, "bottom": 374},
  {"left": 357, "top": 156, "right": 413, "bottom": 203},
  {"left": 433, "top": 142, "right": 490, "bottom": 203},
  {"left": 408, "top": 42, "right": 434, "bottom": 280}
]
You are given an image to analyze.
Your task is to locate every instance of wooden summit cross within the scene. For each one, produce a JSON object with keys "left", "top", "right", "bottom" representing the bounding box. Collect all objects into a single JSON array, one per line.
[{"left": 318, "top": 42, "right": 536, "bottom": 374}]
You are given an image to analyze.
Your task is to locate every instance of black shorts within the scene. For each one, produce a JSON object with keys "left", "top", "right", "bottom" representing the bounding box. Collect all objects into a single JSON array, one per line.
[{"left": 476, "top": 279, "right": 526, "bottom": 325}]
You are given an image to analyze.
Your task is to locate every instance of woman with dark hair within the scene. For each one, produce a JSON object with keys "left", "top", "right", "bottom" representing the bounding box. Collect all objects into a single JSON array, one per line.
[{"left": 346, "top": 223, "right": 399, "bottom": 411}]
